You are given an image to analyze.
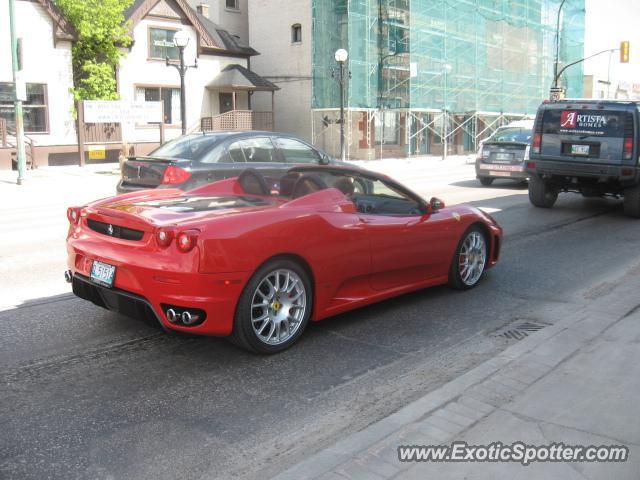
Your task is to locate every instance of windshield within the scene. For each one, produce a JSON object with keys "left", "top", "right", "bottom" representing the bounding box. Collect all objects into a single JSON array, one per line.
[
  {"left": 489, "top": 127, "right": 532, "bottom": 143},
  {"left": 146, "top": 135, "right": 225, "bottom": 160}
]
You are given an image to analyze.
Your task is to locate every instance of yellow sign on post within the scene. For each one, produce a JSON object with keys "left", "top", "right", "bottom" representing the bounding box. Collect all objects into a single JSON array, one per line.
[{"left": 87, "top": 145, "right": 106, "bottom": 160}]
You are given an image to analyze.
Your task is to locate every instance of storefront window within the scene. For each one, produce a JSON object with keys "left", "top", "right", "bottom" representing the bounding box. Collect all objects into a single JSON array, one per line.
[
  {"left": 135, "top": 86, "right": 181, "bottom": 125},
  {"left": 0, "top": 83, "right": 48, "bottom": 133}
]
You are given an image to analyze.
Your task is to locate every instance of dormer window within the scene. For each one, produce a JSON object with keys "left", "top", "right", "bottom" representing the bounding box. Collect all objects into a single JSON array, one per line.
[
  {"left": 149, "top": 28, "right": 179, "bottom": 60},
  {"left": 291, "top": 24, "right": 302, "bottom": 44}
]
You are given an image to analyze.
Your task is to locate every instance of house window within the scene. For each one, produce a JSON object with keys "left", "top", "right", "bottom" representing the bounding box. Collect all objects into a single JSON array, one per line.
[
  {"left": 0, "top": 83, "right": 48, "bottom": 133},
  {"left": 226, "top": 0, "right": 239, "bottom": 10},
  {"left": 136, "top": 86, "right": 181, "bottom": 125},
  {"left": 149, "top": 28, "right": 178, "bottom": 60},
  {"left": 291, "top": 24, "right": 302, "bottom": 43}
]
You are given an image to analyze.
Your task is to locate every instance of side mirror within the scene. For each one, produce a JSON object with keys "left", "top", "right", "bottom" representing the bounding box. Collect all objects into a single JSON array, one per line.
[
  {"left": 319, "top": 154, "right": 331, "bottom": 165},
  {"left": 429, "top": 197, "right": 445, "bottom": 211}
]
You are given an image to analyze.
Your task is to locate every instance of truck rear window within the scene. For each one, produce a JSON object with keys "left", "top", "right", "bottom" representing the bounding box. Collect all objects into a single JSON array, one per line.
[{"left": 542, "top": 110, "right": 626, "bottom": 137}]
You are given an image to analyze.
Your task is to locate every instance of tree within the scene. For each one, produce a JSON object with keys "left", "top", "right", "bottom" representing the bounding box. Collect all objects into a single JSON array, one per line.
[{"left": 56, "top": 0, "right": 133, "bottom": 101}]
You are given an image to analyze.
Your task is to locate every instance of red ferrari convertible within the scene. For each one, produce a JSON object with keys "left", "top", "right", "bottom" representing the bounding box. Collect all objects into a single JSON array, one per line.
[{"left": 66, "top": 166, "right": 502, "bottom": 353}]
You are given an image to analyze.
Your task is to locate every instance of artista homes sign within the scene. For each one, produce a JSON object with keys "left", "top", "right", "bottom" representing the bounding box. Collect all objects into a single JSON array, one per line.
[{"left": 560, "top": 111, "right": 608, "bottom": 135}]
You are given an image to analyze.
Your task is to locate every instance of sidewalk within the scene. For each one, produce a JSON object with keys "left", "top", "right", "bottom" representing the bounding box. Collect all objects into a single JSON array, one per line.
[
  {"left": 273, "top": 268, "right": 640, "bottom": 479},
  {"left": 0, "top": 164, "right": 121, "bottom": 309}
]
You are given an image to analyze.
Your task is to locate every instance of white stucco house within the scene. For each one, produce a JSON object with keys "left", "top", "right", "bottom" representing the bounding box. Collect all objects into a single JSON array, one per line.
[
  {"left": 120, "top": 0, "right": 278, "bottom": 149},
  {"left": 1, "top": 0, "right": 276, "bottom": 168},
  {"left": 0, "top": 0, "right": 77, "bottom": 169}
]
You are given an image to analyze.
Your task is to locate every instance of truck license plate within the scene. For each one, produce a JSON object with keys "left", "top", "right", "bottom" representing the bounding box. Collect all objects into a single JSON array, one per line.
[
  {"left": 91, "top": 260, "right": 116, "bottom": 288},
  {"left": 495, "top": 153, "right": 513, "bottom": 161},
  {"left": 571, "top": 144, "right": 590, "bottom": 156}
]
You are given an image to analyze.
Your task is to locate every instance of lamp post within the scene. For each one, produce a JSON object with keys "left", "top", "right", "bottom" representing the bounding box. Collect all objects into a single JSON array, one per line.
[
  {"left": 334, "top": 48, "right": 349, "bottom": 161},
  {"left": 166, "top": 31, "right": 197, "bottom": 135},
  {"left": 442, "top": 63, "right": 452, "bottom": 161}
]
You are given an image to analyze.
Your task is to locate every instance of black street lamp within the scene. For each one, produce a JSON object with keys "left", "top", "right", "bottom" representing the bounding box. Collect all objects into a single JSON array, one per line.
[
  {"left": 333, "top": 48, "right": 349, "bottom": 161},
  {"left": 166, "top": 31, "right": 197, "bottom": 135}
]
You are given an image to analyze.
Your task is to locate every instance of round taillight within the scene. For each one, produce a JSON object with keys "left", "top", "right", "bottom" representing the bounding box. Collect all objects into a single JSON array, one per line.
[
  {"left": 67, "top": 207, "right": 81, "bottom": 224},
  {"left": 156, "top": 228, "right": 174, "bottom": 248},
  {"left": 176, "top": 230, "right": 199, "bottom": 253}
]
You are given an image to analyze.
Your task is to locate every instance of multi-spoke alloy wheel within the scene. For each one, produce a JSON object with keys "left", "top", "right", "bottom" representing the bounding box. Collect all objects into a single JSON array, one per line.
[
  {"left": 449, "top": 227, "right": 488, "bottom": 290},
  {"left": 231, "top": 259, "right": 312, "bottom": 354},
  {"left": 250, "top": 269, "right": 306, "bottom": 346}
]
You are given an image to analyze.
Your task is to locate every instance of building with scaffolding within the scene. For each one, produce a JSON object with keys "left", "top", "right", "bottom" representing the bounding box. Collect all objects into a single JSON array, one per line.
[{"left": 250, "top": 0, "right": 585, "bottom": 159}]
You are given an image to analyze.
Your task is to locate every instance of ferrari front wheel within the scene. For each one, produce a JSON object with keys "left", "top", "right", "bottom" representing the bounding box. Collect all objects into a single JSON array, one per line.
[
  {"left": 231, "top": 259, "right": 312, "bottom": 354},
  {"left": 448, "top": 227, "right": 487, "bottom": 290}
]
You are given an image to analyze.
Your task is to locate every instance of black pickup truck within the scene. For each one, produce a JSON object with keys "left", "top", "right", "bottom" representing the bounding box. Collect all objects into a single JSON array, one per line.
[{"left": 526, "top": 99, "right": 640, "bottom": 217}]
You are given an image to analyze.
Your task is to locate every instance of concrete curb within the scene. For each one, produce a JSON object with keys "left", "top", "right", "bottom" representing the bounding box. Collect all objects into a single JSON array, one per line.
[{"left": 271, "top": 274, "right": 640, "bottom": 480}]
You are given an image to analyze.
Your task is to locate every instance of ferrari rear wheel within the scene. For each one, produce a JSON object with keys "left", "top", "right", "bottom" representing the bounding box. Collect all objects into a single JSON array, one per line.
[
  {"left": 231, "top": 259, "right": 312, "bottom": 354},
  {"left": 448, "top": 226, "right": 488, "bottom": 290}
]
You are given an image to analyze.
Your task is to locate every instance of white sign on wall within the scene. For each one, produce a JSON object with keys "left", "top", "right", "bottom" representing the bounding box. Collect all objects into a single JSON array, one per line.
[
  {"left": 83, "top": 100, "right": 162, "bottom": 123},
  {"left": 15, "top": 72, "right": 27, "bottom": 102}
]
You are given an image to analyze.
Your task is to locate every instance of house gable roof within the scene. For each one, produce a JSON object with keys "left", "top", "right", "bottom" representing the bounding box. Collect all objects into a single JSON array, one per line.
[
  {"left": 125, "top": 0, "right": 257, "bottom": 57},
  {"left": 207, "top": 64, "right": 279, "bottom": 92},
  {"left": 35, "top": 0, "right": 78, "bottom": 42}
]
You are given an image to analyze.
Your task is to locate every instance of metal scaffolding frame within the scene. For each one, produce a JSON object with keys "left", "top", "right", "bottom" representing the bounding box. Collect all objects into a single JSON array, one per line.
[
  {"left": 311, "top": 0, "right": 585, "bottom": 159},
  {"left": 312, "top": 107, "right": 533, "bottom": 159}
]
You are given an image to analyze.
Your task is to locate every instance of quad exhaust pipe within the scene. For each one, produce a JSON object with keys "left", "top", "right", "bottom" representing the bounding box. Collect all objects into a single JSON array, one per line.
[
  {"left": 164, "top": 306, "right": 204, "bottom": 326},
  {"left": 181, "top": 310, "right": 196, "bottom": 325}
]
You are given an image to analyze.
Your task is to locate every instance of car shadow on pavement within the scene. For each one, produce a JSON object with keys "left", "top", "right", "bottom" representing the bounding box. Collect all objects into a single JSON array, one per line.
[{"left": 449, "top": 179, "right": 528, "bottom": 190}]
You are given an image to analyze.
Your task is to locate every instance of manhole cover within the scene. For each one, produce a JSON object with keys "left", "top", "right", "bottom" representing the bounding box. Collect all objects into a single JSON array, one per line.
[{"left": 490, "top": 320, "right": 551, "bottom": 341}]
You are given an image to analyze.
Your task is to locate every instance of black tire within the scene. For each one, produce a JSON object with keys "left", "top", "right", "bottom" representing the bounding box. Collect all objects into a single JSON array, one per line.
[
  {"left": 448, "top": 226, "right": 488, "bottom": 290},
  {"left": 229, "top": 258, "right": 313, "bottom": 354},
  {"left": 623, "top": 185, "right": 640, "bottom": 218},
  {"left": 528, "top": 175, "right": 558, "bottom": 208},
  {"left": 479, "top": 176, "right": 494, "bottom": 186}
]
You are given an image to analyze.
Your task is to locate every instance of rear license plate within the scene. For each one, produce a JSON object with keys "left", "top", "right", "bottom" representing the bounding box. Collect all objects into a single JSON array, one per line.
[
  {"left": 490, "top": 171, "right": 512, "bottom": 177},
  {"left": 571, "top": 144, "right": 590, "bottom": 156},
  {"left": 91, "top": 260, "right": 116, "bottom": 288},
  {"left": 495, "top": 153, "right": 513, "bottom": 161}
]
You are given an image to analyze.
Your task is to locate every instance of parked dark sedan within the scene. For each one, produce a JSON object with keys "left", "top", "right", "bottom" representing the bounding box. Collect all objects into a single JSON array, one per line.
[{"left": 117, "top": 131, "right": 336, "bottom": 192}]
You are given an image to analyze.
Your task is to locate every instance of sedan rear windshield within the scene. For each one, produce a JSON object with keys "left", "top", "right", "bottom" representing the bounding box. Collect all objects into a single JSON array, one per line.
[
  {"left": 147, "top": 135, "right": 225, "bottom": 160},
  {"left": 488, "top": 127, "right": 532, "bottom": 143}
]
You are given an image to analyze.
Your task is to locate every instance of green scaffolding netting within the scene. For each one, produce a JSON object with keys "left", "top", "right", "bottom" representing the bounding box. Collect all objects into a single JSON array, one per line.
[{"left": 312, "top": 0, "right": 585, "bottom": 114}]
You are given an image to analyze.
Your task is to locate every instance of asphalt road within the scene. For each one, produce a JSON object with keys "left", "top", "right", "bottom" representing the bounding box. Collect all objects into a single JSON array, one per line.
[{"left": 1, "top": 166, "right": 639, "bottom": 480}]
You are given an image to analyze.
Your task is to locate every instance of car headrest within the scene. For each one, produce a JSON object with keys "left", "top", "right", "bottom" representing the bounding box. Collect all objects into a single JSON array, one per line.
[
  {"left": 332, "top": 177, "right": 355, "bottom": 196},
  {"left": 291, "top": 174, "right": 328, "bottom": 199},
  {"left": 279, "top": 172, "right": 301, "bottom": 197},
  {"left": 238, "top": 168, "right": 269, "bottom": 196}
]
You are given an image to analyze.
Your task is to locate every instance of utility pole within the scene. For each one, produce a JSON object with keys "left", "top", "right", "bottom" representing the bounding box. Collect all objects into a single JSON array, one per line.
[
  {"left": 9, "top": 0, "right": 26, "bottom": 184},
  {"left": 553, "top": 0, "right": 568, "bottom": 90}
]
